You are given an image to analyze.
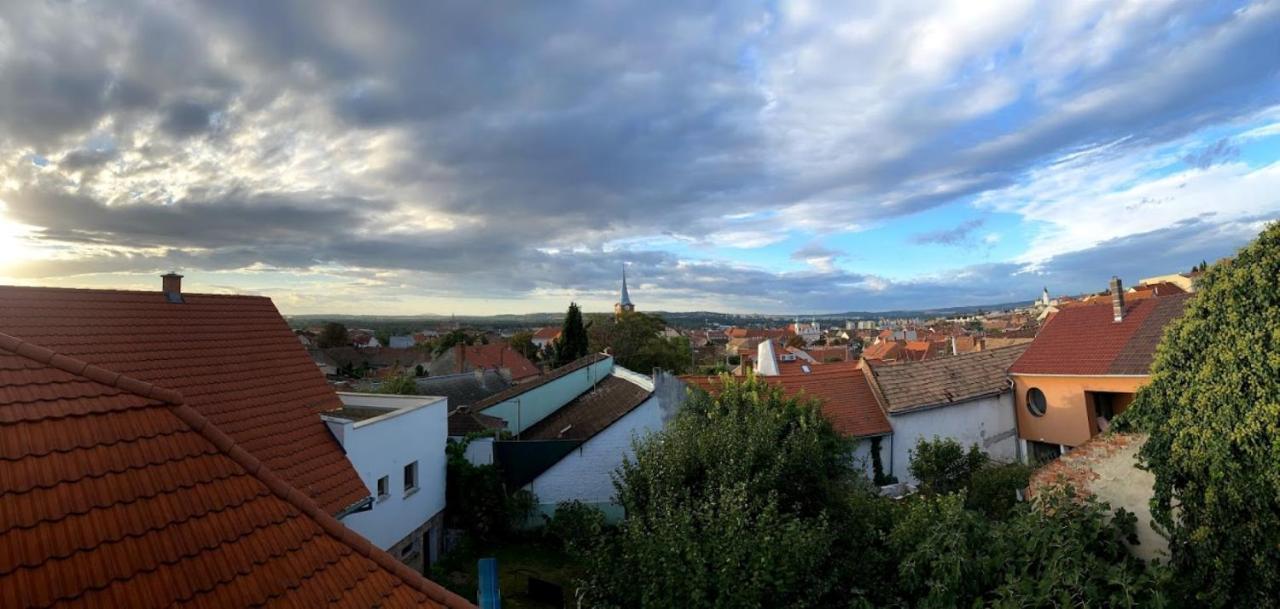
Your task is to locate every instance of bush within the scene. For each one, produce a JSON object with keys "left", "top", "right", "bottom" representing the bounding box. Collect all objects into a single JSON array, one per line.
[
  {"left": 580, "top": 374, "right": 867, "bottom": 608},
  {"left": 544, "top": 500, "right": 606, "bottom": 553},
  {"left": 445, "top": 437, "right": 535, "bottom": 541},
  {"left": 1115, "top": 222, "right": 1280, "bottom": 606},
  {"left": 966, "top": 462, "right": 1032, "bottom": 520},
  {"left": 908, "top": 437, "right": 988, "bottom": 496}
]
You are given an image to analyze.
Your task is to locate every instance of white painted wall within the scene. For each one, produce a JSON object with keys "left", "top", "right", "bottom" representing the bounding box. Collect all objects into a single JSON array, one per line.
[
  {"left": 482, "top": 356, "right": 615, "bottom": 434},
  {"left": 850, "top": 435, "right": 892, "bottom": 481},
  {"left": 327, "top": 393, "right": 448, "bottom": 550},
  {"left": 463, "top": 436, "right": 494, "bottom": 465},
  {"left": 886, "top": 392, "right": 1019, "bottom": 486},
  {"left": 524, "top": 391, "right": 662, "bottom": 521}
]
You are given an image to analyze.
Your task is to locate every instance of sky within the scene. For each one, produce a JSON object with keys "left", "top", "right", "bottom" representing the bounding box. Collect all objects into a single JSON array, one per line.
[{"left": 0, "top": 0, "right": 1278, "bottom": 315}]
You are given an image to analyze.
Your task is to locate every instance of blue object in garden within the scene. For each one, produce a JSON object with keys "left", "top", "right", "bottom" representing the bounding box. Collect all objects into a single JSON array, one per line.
[{"left": 478, "top": 557, "right": 500, "bottom": 609}]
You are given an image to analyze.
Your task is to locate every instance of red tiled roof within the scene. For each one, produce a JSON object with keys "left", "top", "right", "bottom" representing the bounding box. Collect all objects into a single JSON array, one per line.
[
  {"left": 1010, "top": 293, "right": 1190, "bottom": 376},
  {"left": 862, "top": 340, "right": 903, "bottom": 361},
  {"left": 682, "top": 362, "right": 891, "bottom": 438},
  {"left": 0, "top": 332, "right": 472, "bottom": 609},
  {"left": 457, "top": 343, "right": 540, "bottom": 381},
  {"left": 532, "top": 326, "right": 561, "bottom": 341},
  {"left": 0, "top": 286, "right": 369, "bottom": 515}
]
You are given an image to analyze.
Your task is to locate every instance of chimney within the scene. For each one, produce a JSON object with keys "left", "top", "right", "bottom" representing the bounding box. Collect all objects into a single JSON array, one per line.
[
  {"left": 1110, "top": 276, "right": 1124, "bottom": 322},
  {"left": 161, "top": 272, "right": 184, "bottom": 304}
]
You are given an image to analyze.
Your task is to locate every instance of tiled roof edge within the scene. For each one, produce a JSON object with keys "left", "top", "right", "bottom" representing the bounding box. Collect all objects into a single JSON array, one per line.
[
  {"left": 0, "top": 331, "right": 476, "bottom": 609},
  {"left": 0, "top": 332, "right": 185, "bottom": 404}
]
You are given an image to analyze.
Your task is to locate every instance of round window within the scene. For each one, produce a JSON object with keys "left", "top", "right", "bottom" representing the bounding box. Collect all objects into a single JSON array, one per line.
[{"left": 1027, "top": 388, "right": 1047, "bottom": 417}]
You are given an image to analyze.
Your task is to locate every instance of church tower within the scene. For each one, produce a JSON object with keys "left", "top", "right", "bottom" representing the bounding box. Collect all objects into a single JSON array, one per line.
[{"left": 615, "top": 268, "right": 635, "bottom": 318}]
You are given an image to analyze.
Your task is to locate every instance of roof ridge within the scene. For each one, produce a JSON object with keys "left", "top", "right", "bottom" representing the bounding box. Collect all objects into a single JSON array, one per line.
[
  {"left": 0, "top": 284, "right": 272, "bottom": 300},
  {"left": 0, "top": 331, "right": 474, "bottom": 609},
  {"left": 0, "top": 332, "right": 184, "bottom": 404}
]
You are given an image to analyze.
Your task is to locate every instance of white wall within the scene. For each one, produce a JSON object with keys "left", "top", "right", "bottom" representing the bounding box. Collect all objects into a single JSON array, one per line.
[
  {"left": 463, "top": 436, "right": 494, "bottom": 466},
  {"left": 887, "top": 392, "right": 1019, "bottom": 486},
  {"left": 524, "top": 392, "right": 662, "bottom": 521},
  {"left": 327, "top": 394, "right": 448, "bottom": 550},
  {"left": 482, "top": 356, "right": 614, "bottom": 434},
  {"left": 850, "top": 435, "right": 892, "bottom": 481}
]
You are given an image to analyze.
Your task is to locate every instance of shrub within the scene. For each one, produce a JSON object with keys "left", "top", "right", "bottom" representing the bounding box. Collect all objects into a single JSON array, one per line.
[
  {"left": 908, "top": 437, "right": 988, "bottom": 496},
  {"left": 965, "top": 462, "right": 1032, "bottom": 520},
  {"left": 544, "top": 500, "right": 607, "bottom": 553}
]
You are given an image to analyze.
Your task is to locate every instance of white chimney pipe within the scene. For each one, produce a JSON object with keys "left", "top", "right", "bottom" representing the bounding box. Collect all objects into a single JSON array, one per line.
[{"left": 756, "top": 339, "right": 780, "bottom": 376}]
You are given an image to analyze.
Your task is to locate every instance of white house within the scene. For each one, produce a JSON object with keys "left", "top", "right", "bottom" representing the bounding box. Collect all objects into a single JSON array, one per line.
[
  {"left": 863, "top": 344, "right": 1030, "bottom": 486},
  {"left": 388, "top": 334, "right": 415, "bottom": 349},
  {"left": 464, "top": 353, "right": 676, "bottom": 521},
  {"left": 324, "top": 392, "right": 449, "bottom": 571}
]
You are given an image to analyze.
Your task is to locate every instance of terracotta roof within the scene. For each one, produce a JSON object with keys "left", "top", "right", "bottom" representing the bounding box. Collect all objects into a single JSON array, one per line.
[
  {"left": 682, "top": 362, "right": 891, "bottom": 438},
  {"left": 0, "top": 285, "right": 368, "bottom": 515},
  {"left": 456, "top": 343, "right": 540, "bottom": 381},
  {"left": 0, "top": 332, "right": 472, "bottom": 609},
  {"left": 862, "top": 340, "right": 903, "bottom": 361},
  {"left": 532, "top": 326, "right": 561, "bottom": 341},
  {"left": 1010, "top": 293, "right": 1190, "bottom": 376},
  {"left": 868, "top": 344, "right": 1029, "bottom": 414},
  {"left": 520, "top": 375, "right": 652, "bottom": 441},
  {"left": 473, "top": 353, "right": 610, "bottom": 411}
]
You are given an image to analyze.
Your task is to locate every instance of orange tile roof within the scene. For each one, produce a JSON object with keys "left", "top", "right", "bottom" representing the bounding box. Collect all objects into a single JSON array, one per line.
[
  {"left": 0, "top": 332, "right": 472, "bottom": 609},
  {"left": 682, "top": 362, "right": 891, "bottom": 438},
  {"left": 457, "top": 343, "right": 541, "bottom": 381},
  {"left": 0, "top": 285, "right": 368, "bottom": 515},
  {"left": 862, "top": 340, "right": 903, "bottom": 361},
  {"left": 1010, "top": 294, "right": 1189, "bottom": 376},
  {"left": 532, "top": 326, "right": 561, "bottom": 341}
]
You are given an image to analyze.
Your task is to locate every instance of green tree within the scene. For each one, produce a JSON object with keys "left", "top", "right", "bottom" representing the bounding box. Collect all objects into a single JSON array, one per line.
[
  {"left": 553, "top": 302, "right": 589, "bottom": 367},
  {"left": 1116, "top": 222, "right": 1280, "bottom": 607},
  {"left": 890, "top": 487, "right": 1163, "bottom": 608},
  {"left": 908, "top": 437, "right": 988, "bottom": 496},
  {"left": 581, "top": 375, "right": 874, "bottom": 608},
  {"left": 509, "top": 330, "right": 538, "bottom": 361},
  {"left": 587, "top": 311, "right": 692, "bottom": 374},
  {"left": 317, "top": 321, "right": 348, "bottom": 348},
  {"left": 375, "top": 374, "right": 418, "bottom": 395},
  {"left": 432, "top": 329, "right": 475, "bottom": 357}
]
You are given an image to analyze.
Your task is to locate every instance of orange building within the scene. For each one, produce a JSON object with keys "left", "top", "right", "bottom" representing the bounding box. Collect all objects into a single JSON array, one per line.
[{"left": 1008, "top": 277, "right": 1189, "bottom": 462}]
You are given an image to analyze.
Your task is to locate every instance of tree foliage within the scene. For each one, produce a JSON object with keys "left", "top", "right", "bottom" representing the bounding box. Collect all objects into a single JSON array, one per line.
[
  {"left": 432, "top": 329, "right": 477, "bottom": 356},
  {"left": 580, "top": 375, "right": 864, "bottom": 608},
  {"left": 317, "top": 321, "right": 348, "bottom": 348},
  {"left": 375, "top": 374, "right": 418, "bottom": 395},
  {"left": 509, "top": 330, "right": 539, "bottom": 361},
  {"left": 909, "top": 437, "right": 989, "bottom": 496},
  {"left": 1115, "top": 222, "right": 1280, "bottom": 607},
  {"left": 587, "top": 311, "right": 691, "bottom": 374},
  {"left": 445, "top": 437, "right": 535, "bottom": 542},
  {"left": 553, "top": 302, "right": 590, "bottom": 367},
  {"left": 577, "top": 376, "right": 1165, "bottom": 608}
]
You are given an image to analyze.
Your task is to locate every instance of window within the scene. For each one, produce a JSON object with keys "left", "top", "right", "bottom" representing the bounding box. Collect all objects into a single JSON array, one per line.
[
  {"left": 376, "top": 476, "right": 389, "bottom": 501},
  {"left": 400, "top": 537, "right": 421, "bottom": 561},
  {"left": 1026, "top": 388, "right": 1047, "bottom": 417},
  {"left": 403, "top": 461, "right": 419, "bottom": 495}
]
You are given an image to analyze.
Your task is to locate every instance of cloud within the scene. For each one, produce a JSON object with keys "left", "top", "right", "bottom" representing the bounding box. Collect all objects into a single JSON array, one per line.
[
  {"left": 1182, "top": 138, "right": 1240, "bottom": 169},
  {"left": 0, "top": 1, "right": 1277, "bottom": 312},
  {"left": 911, "top": 219, "right": 987, "bottom": 247}
]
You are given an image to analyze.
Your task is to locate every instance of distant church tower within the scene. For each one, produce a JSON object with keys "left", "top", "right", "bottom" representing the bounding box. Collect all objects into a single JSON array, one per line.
[
  {"left": 1041, "top": 286, "right": 1051, "bottom": 307},
  {"left": 615, "top": 268, "right": 635, "bottom": 318}
]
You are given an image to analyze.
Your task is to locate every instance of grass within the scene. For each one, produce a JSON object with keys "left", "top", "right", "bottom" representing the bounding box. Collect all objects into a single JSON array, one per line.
[{"left": 432, "top": 536, "right": 586, "bottom": 609}]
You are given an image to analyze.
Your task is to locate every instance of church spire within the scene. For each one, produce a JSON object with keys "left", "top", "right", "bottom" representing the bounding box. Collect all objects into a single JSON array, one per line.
[{"left": 615, "top": 267, "right": 635, "bottom": 317}]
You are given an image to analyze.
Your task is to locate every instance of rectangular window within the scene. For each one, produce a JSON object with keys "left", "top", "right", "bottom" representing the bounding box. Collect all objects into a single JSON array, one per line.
[
  {"left": 376, "top": 475, "right": 389, "bottom": 501},
  {"left": 403, "top": 461, "right": 418, "bottom": 495},
  {"left": 400, "top": 537, "right": 421, "bottom": 561}
]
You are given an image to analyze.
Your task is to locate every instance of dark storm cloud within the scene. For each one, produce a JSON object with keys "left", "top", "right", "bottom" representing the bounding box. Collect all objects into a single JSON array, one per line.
[{"left": 0, "top": 1, "right": 1278, "bottom": 310}]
